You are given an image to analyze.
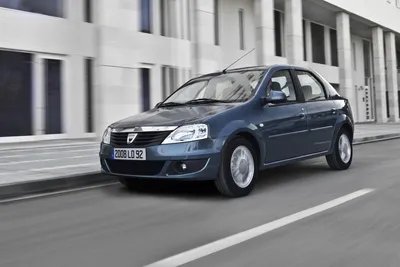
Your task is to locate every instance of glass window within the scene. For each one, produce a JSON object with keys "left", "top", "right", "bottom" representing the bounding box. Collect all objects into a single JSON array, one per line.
[
  {"left": 352, "top": 42, "right": 357, "bottom": 71},
  {"left": 160, "top": 0, "right": 178, "bottom": 38},
  {"left": 186, "top": 0, "right": 191, "bottom": 40},
  {"left": 311, "top": 23, "right": 325, "bottom": 64},
  {"left": 0, "top": 50, "right": 33, "bottom": 137},
  {"left": 274, "top": 10, "right": 283, "bottom": 57},
  {"left": 0, "top": 0, "right": 63, "bottom": 17},
  {"left": 303, "top": 19, "right": 307, "bottom": 61},
  {"left": 164, "top": 70, "right": 267, "bottom": 104},
  {"left": 169, "top": 67, "right": 178, "bottom": 95},
  {"left": 141, "top": 68, "right": 151, "bottom": 111},
  {"left": 45, "top": 59, "right": 63, "bottom": 134},
  {"left": 239, "top": 9, "right": 244, "bottom": 50},
  {"left": 162, "top": 66, "right": 179, "bottom": 99},
  {"left": 140, "top": 0, "right": 152, "bottom": 33},
  {"left": 160, "top": 0, "right": 166, "bottom": 36},
  {"left": 214, "top": 0, "right": 219, "bottom": 45},
  {"left": 85, "top": 0, "right": 92, "bottom": 23},
  {"left": 85, "top": 58, "right": 93, "bottom": 133},
  {"left": 330, "top": 29, "right": 338, "bottom": 66},
  {"left": 267, "top": 70, "right": 297, "bottom": 102},
  {"left": 296, "top": 70, "right": 326, "bottom": 101},
  {"left": 363, "top": 40, "right": 372, "bottom": 84}
]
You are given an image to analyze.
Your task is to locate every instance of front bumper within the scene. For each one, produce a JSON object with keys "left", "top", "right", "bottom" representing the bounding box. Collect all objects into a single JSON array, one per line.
[{"left": 99, "top": 139, "right": 221, "bottom": 181}]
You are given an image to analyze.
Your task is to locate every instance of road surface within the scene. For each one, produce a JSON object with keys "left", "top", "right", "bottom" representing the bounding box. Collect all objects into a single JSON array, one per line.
[{"left": 0, "top": 140, "right": 399, "bottom": 267}]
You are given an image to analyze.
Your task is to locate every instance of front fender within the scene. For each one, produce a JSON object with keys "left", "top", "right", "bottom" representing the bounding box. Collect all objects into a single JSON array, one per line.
[{"left": 213, "top": 120, "right": 265, "bottom": 166}]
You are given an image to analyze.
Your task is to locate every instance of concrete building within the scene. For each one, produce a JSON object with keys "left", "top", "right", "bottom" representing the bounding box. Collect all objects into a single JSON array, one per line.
[{"left": 0, "top": 0, "right": 399, "bottom": 143}]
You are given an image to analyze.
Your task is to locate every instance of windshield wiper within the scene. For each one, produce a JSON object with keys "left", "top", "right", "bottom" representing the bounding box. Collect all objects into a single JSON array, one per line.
[
  {"left": 185, "top": 98, "right": 232, "bottom": 105},
  {"left": 158, "top": 102, "right": 186, "bottom": 107}
]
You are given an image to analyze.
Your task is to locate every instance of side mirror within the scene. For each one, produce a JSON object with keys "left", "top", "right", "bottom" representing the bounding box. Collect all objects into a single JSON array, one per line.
[{"left": 262, "top": 91, "right": 287, "bottom": 105}]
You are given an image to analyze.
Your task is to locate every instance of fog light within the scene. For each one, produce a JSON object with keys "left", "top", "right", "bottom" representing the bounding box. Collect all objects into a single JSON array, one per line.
[{"left": 180, "top": 163, "right": 187, "bottom": 171}]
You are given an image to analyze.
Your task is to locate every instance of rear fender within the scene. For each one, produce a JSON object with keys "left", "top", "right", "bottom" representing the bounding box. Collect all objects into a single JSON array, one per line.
[{"left": 328, "top": 114, "right": 354, "bottom": 154}]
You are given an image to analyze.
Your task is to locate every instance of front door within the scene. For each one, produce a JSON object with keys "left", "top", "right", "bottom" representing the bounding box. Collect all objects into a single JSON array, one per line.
[
  {"left": 294, "top": 70, "right": 337, "bottom": 154},
  {"left": 260, "top": 69, "right": 308, "bottom": 163}
]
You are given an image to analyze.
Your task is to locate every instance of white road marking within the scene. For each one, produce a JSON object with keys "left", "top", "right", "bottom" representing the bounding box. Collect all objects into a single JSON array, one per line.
[
  {"left": 144, "top": 188, "right": 375, "bottom": 267},
  {"left": 0, "top": 143, "right": 97, "bottom": 153},
  {"left": 0, "top": 149, "right": 98, "bottom": 159},
  {"left": 0, "top": 182, "right": 118, "bottom": 204},
  {"left": 0, "top": 155, "right": 95, "bottom": 166},
  {"left": 0, "top": 163, "right": 98, "bottom": 176}
]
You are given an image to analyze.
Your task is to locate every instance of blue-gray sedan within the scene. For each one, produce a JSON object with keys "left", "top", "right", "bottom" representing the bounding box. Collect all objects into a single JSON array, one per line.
[{"left": 100, "top": 64, "right": 354, "bottom": 197}]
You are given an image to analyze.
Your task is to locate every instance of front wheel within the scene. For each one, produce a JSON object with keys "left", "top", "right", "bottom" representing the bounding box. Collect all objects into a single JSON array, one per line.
[
  {"left": 326, "top": 129, "right": 353, "bottom": 170},
  {"left": 214, "top": 137, "right": 258, "bottom": 198}
]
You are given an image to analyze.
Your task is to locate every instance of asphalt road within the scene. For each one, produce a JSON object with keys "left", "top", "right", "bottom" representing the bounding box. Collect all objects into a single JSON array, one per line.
[{"left": 1, "top": 140, "right": 400, "bottom": 267}]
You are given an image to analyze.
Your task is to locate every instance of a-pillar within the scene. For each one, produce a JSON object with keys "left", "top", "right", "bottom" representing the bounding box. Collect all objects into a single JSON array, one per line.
[
  {"left": 372, "top": 27, "right": 388, "bottom": 123},
  {"left": 385, "top": 32, "right": 399, "bottom": 122},
  {"left": 284, "top": 0, "right": 303, "bottom": 65},
  {"left": 254, "top": 0, "right": 275, "bottom": 65},
  {"left": 336, "top": 12, "right": 356, "bottom": 119}
]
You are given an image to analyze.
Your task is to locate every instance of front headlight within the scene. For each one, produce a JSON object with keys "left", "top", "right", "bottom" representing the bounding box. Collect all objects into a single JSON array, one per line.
[
  {"left": 162, "top": 124, "right": 209, "bottom": 144},
  {"left": 102, "top": 127, "right": 111, "bottom": 144}
]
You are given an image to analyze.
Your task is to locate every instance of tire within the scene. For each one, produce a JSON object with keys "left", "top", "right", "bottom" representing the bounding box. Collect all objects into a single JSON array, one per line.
[
  {"left": 118, "top": 177, "right": 148, "bottom": 192},
  {"left": 214, "top": 137, "right": 258, "bottom": 198},
  {"left": 326, "top": 129, "right": 353, "bottom": 170}
]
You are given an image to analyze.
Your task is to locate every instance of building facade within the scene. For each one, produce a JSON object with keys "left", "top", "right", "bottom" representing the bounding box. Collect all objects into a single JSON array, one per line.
[{"left": 0, "top": 0, "right": 399, "bottom": 143}]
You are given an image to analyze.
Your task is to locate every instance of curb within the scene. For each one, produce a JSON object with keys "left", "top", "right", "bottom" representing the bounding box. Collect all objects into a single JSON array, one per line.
[
  {"left": 0, "top": 172, "right": 115, "bottom": 201},
  {"left": 0, "top": 134, "right": 399, "bottom": 201},
  {"left": 353, "top": 133, "right": 400, "bottom": 145}
]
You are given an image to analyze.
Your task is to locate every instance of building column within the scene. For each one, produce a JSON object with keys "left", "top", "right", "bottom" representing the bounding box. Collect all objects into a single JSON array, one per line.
[
  {"left": 254, "top": 0, "right": 275, "bottom": 65},
  {"left": 284, "top": 0, "right": 303, "bottom": 65},
  {"left": 324, "top": 26, "right": 332, "bottom": 66},
  {"left": 65, "top": 0, "right": 83, "bottom": 21},
  {"left": 65, "top": 54, "right": 86, "bottom": 137},
  {"left": 385, "top": 32, "right": 399, "bottom": 122},
  {"left": 191, "top": 0, "right": 219, "bottom": 76},
  {"left": 181, "top": 0, "right": 190, "bottom": 40},
  {"left": 336, "top": 12, "right": 356, "bottom": 118},
  {"left": 153, "top": 0, "right": 161, "bottom": 36},
  {"left": 372, "top": 27, "right": 388, "bottom": 123}
]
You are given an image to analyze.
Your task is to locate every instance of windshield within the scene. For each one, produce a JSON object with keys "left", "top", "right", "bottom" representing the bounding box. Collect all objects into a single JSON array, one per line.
[{"left": 163, "top": 70, "right": 267, "bottom": 104}]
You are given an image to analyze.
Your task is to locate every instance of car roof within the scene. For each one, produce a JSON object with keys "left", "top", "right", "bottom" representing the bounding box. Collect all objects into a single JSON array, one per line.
[{"left": 193, "top": 64, "right": 312, "bottom": 80}]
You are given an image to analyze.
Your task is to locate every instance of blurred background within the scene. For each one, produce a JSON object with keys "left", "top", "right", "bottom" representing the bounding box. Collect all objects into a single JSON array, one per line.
[{"left": 1, "top": 0, "right": 400, "bottom": 144}]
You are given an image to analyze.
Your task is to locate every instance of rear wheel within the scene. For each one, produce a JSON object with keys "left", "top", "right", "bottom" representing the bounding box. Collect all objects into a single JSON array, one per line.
[
  {"left": 326, "top": 129, "right": 353, "bottom": 170},
  {"left": 214, "top": 137, "right": 258, "bottom": 197}
]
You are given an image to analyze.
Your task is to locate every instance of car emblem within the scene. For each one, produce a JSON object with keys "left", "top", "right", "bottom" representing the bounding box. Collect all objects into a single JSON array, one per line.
[{"left": 127, "top": 133, "right": 138, "bottom": 144}]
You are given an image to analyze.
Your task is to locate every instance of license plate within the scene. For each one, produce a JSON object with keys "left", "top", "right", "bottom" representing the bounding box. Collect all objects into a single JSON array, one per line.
[{"left": 112, "top": 148, "right": 146, "bottom": 161}]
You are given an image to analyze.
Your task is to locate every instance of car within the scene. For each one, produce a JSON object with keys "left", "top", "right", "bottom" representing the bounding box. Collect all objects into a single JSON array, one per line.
[{"left": 99, "top": 64, "right": 354, "bottom": 198}]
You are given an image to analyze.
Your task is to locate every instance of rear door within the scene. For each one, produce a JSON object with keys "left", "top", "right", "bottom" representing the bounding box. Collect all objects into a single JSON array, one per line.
[
  {"left": 260, "top": 69, "right": 309, "bottom": 163},
  {"left": 294, "top": 70, "right": 337, "bottom": 154}
]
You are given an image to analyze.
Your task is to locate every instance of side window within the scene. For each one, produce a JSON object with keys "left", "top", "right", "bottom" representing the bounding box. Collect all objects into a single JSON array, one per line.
[
  {"left": 267, "top": 70, "right": 297, "bottom": 102},
  {"left": 295, "top": 71, "right": 327, "bottom": 101}
]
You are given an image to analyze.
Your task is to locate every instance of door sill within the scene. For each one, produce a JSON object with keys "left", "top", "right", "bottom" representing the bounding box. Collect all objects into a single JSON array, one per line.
[{"left": 262, "top": 151, "right": 329, "bottom": 169}]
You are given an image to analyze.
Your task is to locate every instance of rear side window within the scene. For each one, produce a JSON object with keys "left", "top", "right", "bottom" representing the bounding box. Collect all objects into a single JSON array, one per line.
[{"left": 295, "top": 71, "right": 327, "bottom": 101}]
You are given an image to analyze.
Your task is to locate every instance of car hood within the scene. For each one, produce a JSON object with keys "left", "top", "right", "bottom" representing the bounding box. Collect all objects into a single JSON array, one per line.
[{"left": 110, "top": 104, "right": 237, "bottom": 128}]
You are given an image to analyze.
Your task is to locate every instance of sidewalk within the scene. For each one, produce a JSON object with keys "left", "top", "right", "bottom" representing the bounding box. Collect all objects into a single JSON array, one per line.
[
  {"left": 0, "top": 123, "right": 399, "bottom": 199},
  {"left": 0, "top": 140, "right": 99, "bottom": 186}
]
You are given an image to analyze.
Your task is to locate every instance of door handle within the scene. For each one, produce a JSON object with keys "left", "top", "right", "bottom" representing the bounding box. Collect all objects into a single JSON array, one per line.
[
  {"left": 298, "top": 112, "right": 306, "bottom": 118},
  {"left": 331, "top": 108, "right": 337, "bottom": 114}
]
